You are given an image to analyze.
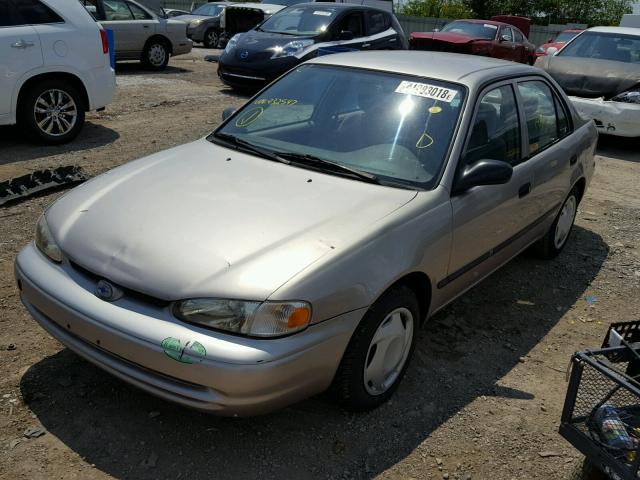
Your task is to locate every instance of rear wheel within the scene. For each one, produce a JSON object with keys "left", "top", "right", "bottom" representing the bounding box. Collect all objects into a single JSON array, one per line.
[
  {"left": 19, "top": 79, "right": 85, "bottom": 144},
  {"left": 203, "top": 28, "right": 219, "bottom": 48},
  {"left": 142, "top": 39, "right": 170, "bottom": 70},
  {"left": 332, "top": 285, "right": 418, "bottom": 411},
  {"left": 532, "top": 186, "right": 579, "bottom": 259}
]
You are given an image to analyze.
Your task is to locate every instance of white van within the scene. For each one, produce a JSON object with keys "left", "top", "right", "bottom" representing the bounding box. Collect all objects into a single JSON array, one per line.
[
  {"left": 0, "top": 0, "right": 115, "bottom": 144},
  {"left": 620, "top": 14, "right": 640, "bottom": 28}
]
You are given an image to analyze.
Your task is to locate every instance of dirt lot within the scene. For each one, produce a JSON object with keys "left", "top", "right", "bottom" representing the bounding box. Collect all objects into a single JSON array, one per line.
[{"left": 1, "top": 48, "right": 639, "bottom": 480}]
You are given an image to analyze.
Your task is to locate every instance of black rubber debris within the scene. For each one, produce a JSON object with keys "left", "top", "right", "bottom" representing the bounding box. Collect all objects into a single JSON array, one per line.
[{"left": 0, "top": 166, "right": 89, "bottom": 207}]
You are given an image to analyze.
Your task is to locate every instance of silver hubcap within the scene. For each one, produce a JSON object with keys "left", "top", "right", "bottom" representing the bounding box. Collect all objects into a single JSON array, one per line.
[
  {"left": 363, "top": 307, "right": 414, "bottom": 396},
  {"left": 34, "top": 89, "right": 77, "bottom": 137},
  {"left": 554, "top": 195, "right": 577, "bottom": 249},
  {"left": 148, "top": 44, "right": 166, "bottom": 66}
]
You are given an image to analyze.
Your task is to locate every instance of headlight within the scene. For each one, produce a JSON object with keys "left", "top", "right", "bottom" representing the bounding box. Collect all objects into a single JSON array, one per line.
[
  {"left": 35, "top": 215, "right": 62, "bottom": 263},
  {"left": 270, "top": 39, "right": 314, "bottom": 59},
  {"left": 535, "top": 46, "right": 545, "bottom": 54},
  {"left": 611, "top": 88, "right": 640, "bottom": 104},
  {"left": 173, "top": 298, "right": 311, "bottom": 337},
  {"left": 225, "top": 33, "right": 241, "bottom": 54},
  {"left": 189, "top": 19, "right": 203, "bottom": 27}
]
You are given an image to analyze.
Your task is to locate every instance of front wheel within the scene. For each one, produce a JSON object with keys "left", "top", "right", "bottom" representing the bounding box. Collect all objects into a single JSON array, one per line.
[
  {"left": 203, "top": 28, "right": 219, "bottom": 48},
  {"left": 332, "top": 285, "right": 418, "bottom": 411},
  {"left": 142, "top": 40, "right": 170, "bottom": 70},
  {"left": 532, "top": 186, "right": 579, "bottom": 259},
  {"left": 19, "top": 79, "right": 85, "bottom": 144}
]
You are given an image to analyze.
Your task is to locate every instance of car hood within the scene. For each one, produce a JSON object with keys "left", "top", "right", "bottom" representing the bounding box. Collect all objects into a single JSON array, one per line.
[
  {"left": 411, "top": 31, "right": 486, "bottom": 44},
  {"left": 226, "top": 30, "right": 315, "bottom": 61},
  {"left": 47, "top": 139, "right": 417, "bottom": 301},
  {"left": 538, "top": 55, "right": 640, "bottom": 98}
]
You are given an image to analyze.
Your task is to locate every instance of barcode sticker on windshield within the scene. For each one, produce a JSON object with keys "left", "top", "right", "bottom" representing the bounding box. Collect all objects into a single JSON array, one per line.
[
  {"left": 484, "top": 24, "right": 498, "bottom": 29},
  {"left": 313, "top": 10, "right": 332, "bottom": 15},
  {"left": 395, "top": 81, "right": 458, "bottom": 103}
]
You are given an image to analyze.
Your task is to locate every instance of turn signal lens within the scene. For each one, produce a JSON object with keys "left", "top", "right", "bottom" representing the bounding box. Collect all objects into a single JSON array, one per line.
[{"left": 288, "top": 307, "right": 310, "bottom": 329}]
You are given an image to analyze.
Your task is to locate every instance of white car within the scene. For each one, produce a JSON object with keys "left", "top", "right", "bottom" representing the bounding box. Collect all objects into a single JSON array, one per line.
[
  {"left": 0, "top": 0, "right": 116, "bottom": 144},
  {"left": 82, "top": 0, "right": 193, "bottom": 70}
]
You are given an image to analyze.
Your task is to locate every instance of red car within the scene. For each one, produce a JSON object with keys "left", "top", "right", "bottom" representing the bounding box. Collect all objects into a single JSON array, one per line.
[
  {"left": 410, "top": 19, "right": 536, "bottom": 64},
  {"left": 535, "top": 29, "right": 584, "bottom": 57}
]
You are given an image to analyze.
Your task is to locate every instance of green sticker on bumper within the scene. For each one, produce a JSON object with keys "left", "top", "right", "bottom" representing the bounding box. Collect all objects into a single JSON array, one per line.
[{"left": 161, "top": 337, "right": 206, "bottom": 364}]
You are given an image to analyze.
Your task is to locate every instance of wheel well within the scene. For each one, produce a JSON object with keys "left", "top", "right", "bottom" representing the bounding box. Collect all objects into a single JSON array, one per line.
[
  {"left": 145, "top": 35, "right": 172, "bottom": 54},
  {"left": 386, "top": 272, "right": 432, "bottom": 324},
  {"left": 18, "top": 72, "right": 89, "bottom": 112},
  {"left": 574, "top": 177, "right": 586, "bottom": 204}
]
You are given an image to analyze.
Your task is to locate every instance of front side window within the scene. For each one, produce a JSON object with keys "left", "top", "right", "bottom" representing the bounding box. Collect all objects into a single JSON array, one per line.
[
  {"left": 441, "top": 21, "right": 497, "bottom": 41},
  {"left": 559, "top": 31, "right": 640, "bottom": 63},
  {"left": 211, "top": 64, "right": 466, "bottom": 189},
  {"left": 517, "top": 81, "right": 560, "bottom": 155},
  {"left": 338, "top": 12, "right": 364, "bottom": 38},
  {"left": 513, "top": 28, "right": 524, "bottom": 43},
  {"left": 463, "top": 85, "right": 520, "bottom": 166},
  {"left": 260, "top": 6, "right": 338, "bottom": 35},
  {"left": 127, "top": 2, "right": 150, "bottom": 20},
  {"left": 12, "top": 0, "right": 63, "bottom": 24},
  {"left": 499, "top": 26, "right": 513, "bottom": 42},
  {"left": 103, "top": 0, "right": 134, "bottom": 21}
]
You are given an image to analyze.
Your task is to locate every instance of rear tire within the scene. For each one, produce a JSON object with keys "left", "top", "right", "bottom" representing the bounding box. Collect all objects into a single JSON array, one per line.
[
  {"left": 569, "top": 459, "right": 608, "bottom": 480},
  {"left": 532, "top": 186, "right": 579, "bottom": 259},
  {"left": 142, "top": 39, "right": 170, "bottom": 70},
  {"left": 332, "top": 285, "right": 418, "bottom": 411},
  {"left": 19, "top": 79, "right": 85, "bottom": 145}
]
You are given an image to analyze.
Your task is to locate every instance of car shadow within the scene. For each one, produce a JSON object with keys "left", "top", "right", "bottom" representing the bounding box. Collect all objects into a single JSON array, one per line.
[
  {"left": 0, "top": 122, "right": 120, "bottom": 167},
  {"left": 20, "top": 225, "right": 608, "bottom": 479},
  {"left": 596, "top": 135, "right": 640, "bottom": 163},
  {"left": 114, "top": 63, "right": 192, "bottom": 76}
]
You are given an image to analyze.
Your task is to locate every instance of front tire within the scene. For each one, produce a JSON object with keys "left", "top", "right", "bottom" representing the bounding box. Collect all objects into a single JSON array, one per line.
[
  {"left": 142, "top": 39, "right": 170, "bottom": 70},
  {"left": 19, "top": 79, "right": 85, "bottom": 145},
  {"left": 533, "top": 186, "right": 579, "bottom": 259},
  {"left": 203, "top": 28, "right": 219, "bottom": 48},
  {"left": 332, "top": 285, "right": 418, "bottom": 411}
]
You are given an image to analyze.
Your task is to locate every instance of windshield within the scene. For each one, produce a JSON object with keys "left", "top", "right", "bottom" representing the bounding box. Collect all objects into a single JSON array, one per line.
[
  {"left": 260, "top": 6, "right": 337, "bottom": 35},
  {"left": 554, "top": 31, "right": 580, "bottom": 43},
  {"left": 211, "top": 65, "right": 466, "bottom": 189},
  {"left": 441, "top": 21, "right": 498, "bottom": 40},
  {"left": 559, "top": 31, "right": 640, "bottom": 63},
  {"left": 192, "top": 3, "right": 225, "bottom": 16}
]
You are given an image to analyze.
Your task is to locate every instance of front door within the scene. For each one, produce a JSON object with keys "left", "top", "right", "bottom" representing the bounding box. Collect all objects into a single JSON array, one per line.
[
  {"left": 443, "top": 82, "right": 537, "bottom": 294},
  {"left": 0, "top": 2, "right": 42, "bottom": 117},
  {"left": 100, "top": 0, "right": 154, "bottom": 58}
]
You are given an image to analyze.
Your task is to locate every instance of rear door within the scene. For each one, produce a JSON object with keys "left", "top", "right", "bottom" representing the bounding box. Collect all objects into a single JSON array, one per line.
[
  {"left": 511, "top": 27, "right": 527, "bottom": 63},
  {"left": 0, "top": 0, "right": 43, "bottom": 118},
  {"left": 362, "top": 10, "right": 398, "bottom": 50}
]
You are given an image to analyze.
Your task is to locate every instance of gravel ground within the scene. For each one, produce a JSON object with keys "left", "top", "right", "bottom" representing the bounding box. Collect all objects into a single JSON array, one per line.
[{"left": 0, "top": 48, "right": 639, "bottom": 480}]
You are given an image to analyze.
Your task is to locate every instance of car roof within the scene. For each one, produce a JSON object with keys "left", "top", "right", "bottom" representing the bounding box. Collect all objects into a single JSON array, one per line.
[
  {"left": 308, "top": 51, "right": 539, "bottom": 85},
  {"left": 587, "top": 26, "right": 640, "bottom": 36},
  {"left": 289, "top": 2, "right": 384, "bottom": 10}
]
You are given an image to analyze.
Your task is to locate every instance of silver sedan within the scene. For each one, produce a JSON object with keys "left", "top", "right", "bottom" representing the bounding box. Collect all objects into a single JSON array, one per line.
[{"left": 15, "top": 52, "right": 597, "bottom": 416}]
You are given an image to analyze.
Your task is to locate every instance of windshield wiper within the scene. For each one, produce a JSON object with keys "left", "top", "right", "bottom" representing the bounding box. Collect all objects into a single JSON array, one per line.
[
  {"left": 274, "top": 151, "right": 380, "bottom": 184},
  {"left": 213, "top": 133, "right": 291, "bottom": 165}
]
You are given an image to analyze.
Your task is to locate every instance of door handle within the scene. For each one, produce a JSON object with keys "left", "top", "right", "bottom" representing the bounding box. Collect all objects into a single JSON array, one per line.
[
  {"left": 361, "top": 43, "right": 370, "bottom": 48},
  {"left": 143, "top": 25, "right": 150, "bottom": 28},
  {"left": 518, "top": 182, "right": 531, "bottom": 198},
  {"left": 11, "top": 39, "right": 35, "bottom": 49},
  {"left": 570, "top": 154, "right": 578, "bottom": 165}
]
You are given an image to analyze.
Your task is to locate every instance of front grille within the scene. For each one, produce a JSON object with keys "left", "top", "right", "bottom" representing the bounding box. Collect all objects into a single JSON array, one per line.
[{"left": 68, "top": 260, "right": 170, "bottom": 308}]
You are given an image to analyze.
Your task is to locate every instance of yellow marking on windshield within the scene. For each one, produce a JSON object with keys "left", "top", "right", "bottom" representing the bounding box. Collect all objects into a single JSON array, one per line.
[
  {"left": 428, "top": 106, "right": 442, "bottom": 114},
  {"left": 416, "top": 133, "right": 434, "bottom": 149},
  {"left": 254, "top": 98, "right": 298, "bottom": 106},
  {"left": 235, "top": 107, "right": 264, "bottom": 128}
]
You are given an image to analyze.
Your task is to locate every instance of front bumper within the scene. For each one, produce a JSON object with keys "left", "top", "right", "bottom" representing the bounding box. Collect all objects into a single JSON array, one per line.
[
  {"left": 173, "top": 38, "right": 193, "bottom": 56},
  {"left": 217, "top": 55, "right": 299, "bottom": 89},
  {"left": 187, "top": 24, "right": 206, "bottom": 43},
  {"left": 569, "top": 96, "right": 640, "bottom": 138},
  {"left": 15, "top": 243, "right": 363, "bottom": 416}
]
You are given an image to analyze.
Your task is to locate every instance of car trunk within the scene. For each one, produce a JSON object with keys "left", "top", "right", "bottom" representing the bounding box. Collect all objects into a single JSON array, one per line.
[{"left": 223, "top": 7, "right": 265, "bottom": 36}]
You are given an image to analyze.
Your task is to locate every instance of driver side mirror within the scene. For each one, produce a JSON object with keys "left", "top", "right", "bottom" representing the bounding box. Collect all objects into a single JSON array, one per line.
[
  {"left": 339, "top": 30, "right": 354, "bottom": 40},
  {"left": 500, "top": 34, "right": 512, "bottom": 42},
  {"left": 222, "top": 107, "right": 236, "bottom": 121},
  {"left": 452, "top": 159, "right": 513, "bottom": 196}
]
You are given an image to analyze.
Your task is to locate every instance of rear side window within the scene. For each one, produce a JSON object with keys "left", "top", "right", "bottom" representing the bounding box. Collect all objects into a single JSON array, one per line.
[
  {"left": 463, "top": 85, "right": 521, "bottom": 166},
  {"left": 366, "top": 11, "right": 389, "bottom": 35},
  {"left": 0, "top": 0, "right": 19, "bottom": 26},
  {"left": 104, "top": 0, "right": 134, "bottom": 21},
  {"left": 12, "top": 0, "right": 64, "bottom": 24},
  {"left": 127, "top": 2, "right": 151, "bottom": 20},
  {"left": 517, "top": 80, "right": 561, "bottom": 155},
  {"left": 513, "top": 28, "right": 524, "bottom": 42}
]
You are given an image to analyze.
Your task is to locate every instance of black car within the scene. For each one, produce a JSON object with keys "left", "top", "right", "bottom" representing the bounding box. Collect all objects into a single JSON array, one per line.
[{"left": 218, "top": 2, "right": 408, "bottom": 89}]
